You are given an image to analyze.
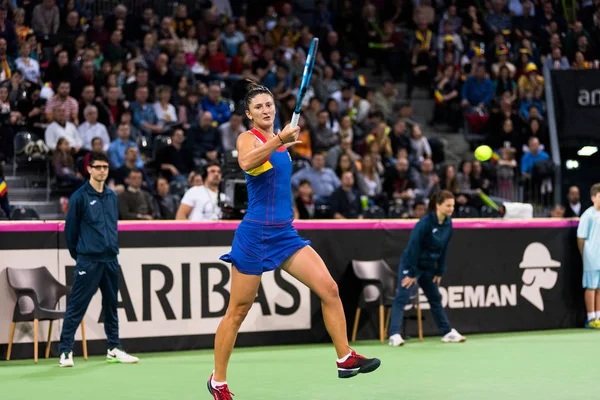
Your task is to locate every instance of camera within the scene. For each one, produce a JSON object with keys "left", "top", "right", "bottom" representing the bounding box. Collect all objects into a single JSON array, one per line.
[{"left": 218, "top": 149, "right": 248, "bottom": 220}]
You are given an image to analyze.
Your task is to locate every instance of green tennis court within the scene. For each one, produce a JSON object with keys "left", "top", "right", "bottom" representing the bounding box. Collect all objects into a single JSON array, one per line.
[{"left": 1, "top": 329, "right": 597, "bottom": 400}]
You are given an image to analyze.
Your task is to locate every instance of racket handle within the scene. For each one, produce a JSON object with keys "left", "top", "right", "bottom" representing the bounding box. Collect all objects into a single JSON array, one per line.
[
  {"left": 479, "top": 192, "right": 500, "bottom": 211},
  {"left": 290, "top": 112, "right": 300, "bottom": 128}
]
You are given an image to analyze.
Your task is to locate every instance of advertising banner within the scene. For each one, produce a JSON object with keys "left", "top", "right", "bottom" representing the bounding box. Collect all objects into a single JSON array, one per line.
[
  {"left": 0, "top": 220, "right": 583, "bottom": 359},
  {"left": 550, "top": 69, "right": 600, "bottom": 141}
]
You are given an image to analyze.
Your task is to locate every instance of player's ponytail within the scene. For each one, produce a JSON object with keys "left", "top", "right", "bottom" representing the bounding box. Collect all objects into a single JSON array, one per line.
[
  {"left": 244, "top": 80, "right": 274, "bottom": 109},
  {"left": 428, "top": 190, "right": 454, "bottom": 213}
]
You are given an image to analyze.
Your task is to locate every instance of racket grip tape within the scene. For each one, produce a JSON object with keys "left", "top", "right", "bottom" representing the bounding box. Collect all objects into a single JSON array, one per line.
[{"left": 290, "top": 112, "right": 300, "bottom": 128}]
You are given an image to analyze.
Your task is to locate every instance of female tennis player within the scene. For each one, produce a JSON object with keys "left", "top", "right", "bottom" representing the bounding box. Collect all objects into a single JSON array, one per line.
[
  {"left": 388, "top": 190, "right": 467, "bottom": 346},
  {"left": 208, "top": 82, "right": 380, "bottom": 399}
]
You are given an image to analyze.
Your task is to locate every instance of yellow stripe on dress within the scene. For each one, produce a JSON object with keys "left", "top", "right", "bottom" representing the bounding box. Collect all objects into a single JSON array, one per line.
[{"left": 246, "top": 161, "right": 273, "bottom": 176}]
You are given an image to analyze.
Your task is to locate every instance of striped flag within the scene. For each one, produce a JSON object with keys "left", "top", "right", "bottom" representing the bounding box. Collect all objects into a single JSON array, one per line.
[
  {"left": 434, "top": 90, "right": 444, "bottom": 104},
  {"left": 0, "top": 180, "right": 7, "bottom": 197},
  {"left": 358, "top": 75, "right": 367, "bottom": 86}
]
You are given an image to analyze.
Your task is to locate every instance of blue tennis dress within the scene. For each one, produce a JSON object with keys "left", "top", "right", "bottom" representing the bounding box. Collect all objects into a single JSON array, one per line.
[{"left": 220, "top": 128, "right": 311, "bottom": 275}]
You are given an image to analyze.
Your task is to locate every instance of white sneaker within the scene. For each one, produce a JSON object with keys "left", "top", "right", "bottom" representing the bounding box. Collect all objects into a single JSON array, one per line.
[
  {"left": 106, "top": 348, "right": 139, "bottom": 364},
  {"left": 388, "top": 333, "right": 405, "bottom": 347},
  {"left": 59, "top": 351, "right": 74, "bottom": 367},
  {"left": 441, "top": 328, "right": 466, "bottom": 343}
]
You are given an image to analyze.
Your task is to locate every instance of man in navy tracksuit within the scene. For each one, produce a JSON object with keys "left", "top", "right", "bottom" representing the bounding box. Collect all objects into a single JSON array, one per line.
[
  {"left": 388, "top": 191, "right": 467, "bottom": 346},
  {"left": 58, "top": 152, "right": 139, "bottom": 367}
]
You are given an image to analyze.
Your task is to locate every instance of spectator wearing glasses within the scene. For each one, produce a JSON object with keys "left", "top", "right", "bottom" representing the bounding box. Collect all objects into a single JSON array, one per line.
[{"left": 59, "top": 151, "right": 139, "bottom": 367}]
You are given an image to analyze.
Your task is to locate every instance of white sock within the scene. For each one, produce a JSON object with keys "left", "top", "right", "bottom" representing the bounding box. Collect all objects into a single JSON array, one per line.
[
  {"left": 211, "top": 378, "right": 227, "bottom": 388},
  {"left": 588, "top": 312, "right": 596, "bottom": 321},
  {"left": 596, "top": 311, "right": 600, "bottom": 320},
  {"left": 337, "top": 352, "right": 352, "bottom": 363}
]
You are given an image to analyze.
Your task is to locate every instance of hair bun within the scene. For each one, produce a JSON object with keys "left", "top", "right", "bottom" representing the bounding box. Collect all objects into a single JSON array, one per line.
[{"left": 246, "top": 79, "right": 262, "bottom": 90}]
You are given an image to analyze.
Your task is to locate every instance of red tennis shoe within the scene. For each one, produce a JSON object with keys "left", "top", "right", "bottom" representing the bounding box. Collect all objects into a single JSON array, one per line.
[
  {"left": 336, "top": 350, "right": 381, "bottom": 378},
  {"left": 207, "top": 374, "right": 234, "bottom": 399}
]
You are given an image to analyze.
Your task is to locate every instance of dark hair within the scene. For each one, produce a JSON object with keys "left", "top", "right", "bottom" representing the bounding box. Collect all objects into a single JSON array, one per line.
[
  {"left": 201, "top": 161, "right": 222, "bottom": 179},
  {"left": 412, "top": 200, "right": 426, "bottom": 210},
  {"left": 89, "top": 151, "right": 109, "bottom": 166},
  {"left": 298, "top": 179, "right": 311, "bottom": 187},
  {"left": 205, "top": 161, "right": 221, "bottom": 171},
  {"left": 91, "top": 137, "right": 103, "bottom": 146},
  {"left": 591, "top": 183, "right": 600, "bottom": 198},
  {"left": 128, "top": 168, "right": 143, "bottom": 176},
  {"left": 428, "top": 190, "right": 455, "bottom": 213},
  {"left": 244, "top": 80, "right": 274, "bottom": 109}
]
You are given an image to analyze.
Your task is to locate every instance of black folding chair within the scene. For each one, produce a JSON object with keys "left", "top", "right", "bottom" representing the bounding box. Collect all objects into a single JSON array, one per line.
[
  {"left": 5, "top": 267, "right": 88, "bottom": 363},
  {"left": 351, "top": 259, "right": 424, "bottom": 343},
  {"left": 350, "top": 260, "right": 398, "bottom": 343}
]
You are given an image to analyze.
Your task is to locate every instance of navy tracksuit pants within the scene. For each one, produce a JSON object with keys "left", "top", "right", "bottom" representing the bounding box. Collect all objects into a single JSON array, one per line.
[
  {"left": 387, "top": 266, "right": 452, "bottom": 337},
  {"left": 59, "top": 259, "right": 121, "bottom": 353}
]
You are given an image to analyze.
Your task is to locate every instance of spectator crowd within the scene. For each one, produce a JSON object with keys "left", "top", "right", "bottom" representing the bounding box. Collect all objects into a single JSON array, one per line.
[{"left": 0, "top": 0, "right": 593, "bottom": 220}]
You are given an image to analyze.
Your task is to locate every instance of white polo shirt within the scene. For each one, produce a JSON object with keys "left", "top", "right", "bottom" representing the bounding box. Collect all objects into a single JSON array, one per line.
[{"left": 181, "top": 186, "right": 228, "bottom": 221}]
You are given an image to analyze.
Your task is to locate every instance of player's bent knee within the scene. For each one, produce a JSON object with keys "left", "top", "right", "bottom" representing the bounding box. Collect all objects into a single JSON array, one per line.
[
  {"left": 227, "top": 302, "right": 253, "bottom": 325},
  {"left": 319, "top": 279, "right": 339, "bottom": 303}
]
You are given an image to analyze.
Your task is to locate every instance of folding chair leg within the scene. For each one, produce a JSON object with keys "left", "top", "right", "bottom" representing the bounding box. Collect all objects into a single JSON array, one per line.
[
  {"left": 81, "top": 320, "right": 88, "bottom": 360},
  {"left": 378, "top": 305, "right": 384, "bottom": 343},
  {"left": 384, "top": 308, "right": 391, "bottom": 337},
  {"left": 417, "top": 298, "right": 423, "bottom": 342},
  {"left": 6, "top": 322, "right": 16, "bottom": 360},
  {"left": 351, "top": 308, "right": 361, "bottom": 342},
  {"left": 33, "top": 319, "right": 39, "bottom": 363},
  {"left": 45, "top": 321, "right": 54, "bottom": 359}
]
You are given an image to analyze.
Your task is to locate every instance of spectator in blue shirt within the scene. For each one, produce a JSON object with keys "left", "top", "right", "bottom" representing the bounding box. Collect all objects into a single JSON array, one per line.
[
  {"left": 263, "top": 63, "right": 292, "bottom": 96},
  {"left": 543, "top": 47, "right": 570, "bottom": 70},
  {"left": 521, "top": 136, "right": 550, "bottom": 176},
  {"left": 485, "top": 0, "right": 512, "bottom": 33},
  {"left": 130, "top": 86, "right": 164, "bottom": 137},
  {"left": 291, "top": 153, "right": 340, "bottom": 202},
  {"left": 461, "top": 64, "right": 494, "bottom": 109},
  {"left": 221, "top": 21, "right": 245, "bottom": 56},
  {"left": 108, "top": 123, "right": 144, "bottom": 170},
  {"left": 201, "top": 83, "right": 231, "bottom": 126}
]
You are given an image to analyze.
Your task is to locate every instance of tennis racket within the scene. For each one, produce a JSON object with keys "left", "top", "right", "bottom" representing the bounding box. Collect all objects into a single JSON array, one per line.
[
  {"left": 290, "top": 38, "right": 319, "bottom": 128},
  {"left": 478, "top": 191, "right": 500, "bottom": 211}
]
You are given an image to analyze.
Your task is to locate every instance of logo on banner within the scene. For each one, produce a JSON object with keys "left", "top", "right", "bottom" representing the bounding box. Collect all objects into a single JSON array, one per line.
[
  {"left": 519, "top": 242, "right": 561, "bottom": 311},
  {"left": 413, "top": 242, "right": 560, "bottom": 312},
  {"left": 578, "top": 89, "right": 600, "bottom": 107}
]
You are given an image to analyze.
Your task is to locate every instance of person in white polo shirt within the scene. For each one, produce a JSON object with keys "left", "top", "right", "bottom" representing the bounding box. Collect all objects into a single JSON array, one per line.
[
  {"left": 44, "top": 104, "right": 81, "bottom": 152},
  {"left": 176, "top": 162, "right": 228, "bottom": 221},
  {"left": 78, "top": 105, "right": 110, "bottom": 151}
]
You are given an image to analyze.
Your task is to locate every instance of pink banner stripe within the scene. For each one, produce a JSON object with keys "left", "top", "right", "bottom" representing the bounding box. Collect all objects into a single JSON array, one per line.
[
  {"left": 1, "top": 218, "right": 580, "bottom": 232},
  {"left": 117, "top": 221, "right": 241, "bottom": 231},
  {"left": 0, "top": 222, "right": 60, "bottom": 232}
]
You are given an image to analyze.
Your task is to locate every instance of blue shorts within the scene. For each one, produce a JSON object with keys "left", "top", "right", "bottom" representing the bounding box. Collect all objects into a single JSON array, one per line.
[
  {"left": 220, "top": 219, "right": 311, "bottom": 275},
  {"left": 583, "top": 270, "right": 600, "bottom": 289}
]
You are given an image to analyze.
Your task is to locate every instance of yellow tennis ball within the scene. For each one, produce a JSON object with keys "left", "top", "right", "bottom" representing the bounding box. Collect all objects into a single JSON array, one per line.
[{"left": 474, "top": 145, "right": 493, "bottom": 162}]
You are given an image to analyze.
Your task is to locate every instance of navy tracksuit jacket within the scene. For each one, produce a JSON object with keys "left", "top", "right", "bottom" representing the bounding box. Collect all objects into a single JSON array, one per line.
[
  {"left": 59, "top": 182, "right": 121, "bottom": 353},
  {"left": 388, "top": 212, "right": 454, "bottom": 336}
]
